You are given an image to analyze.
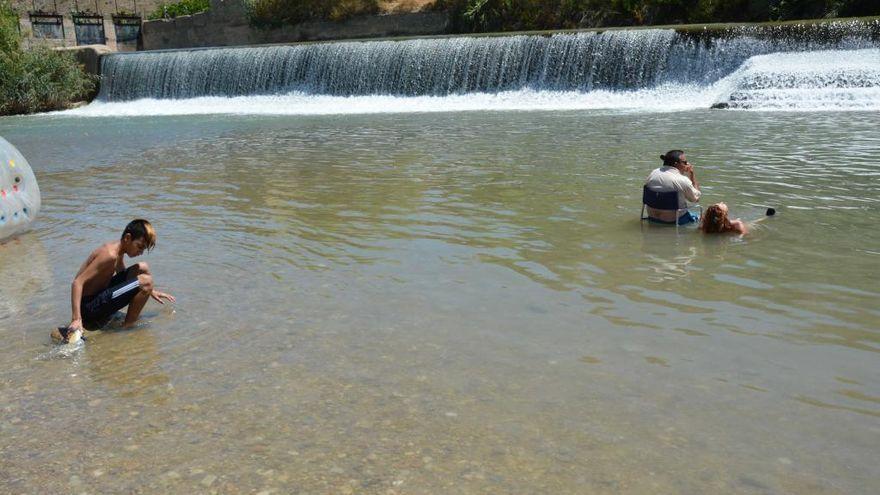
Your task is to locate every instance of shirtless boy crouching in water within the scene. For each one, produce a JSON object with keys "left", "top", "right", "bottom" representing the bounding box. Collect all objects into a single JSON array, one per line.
[{"left": 53, "top": 219, "right": 175, "bottom": 343}]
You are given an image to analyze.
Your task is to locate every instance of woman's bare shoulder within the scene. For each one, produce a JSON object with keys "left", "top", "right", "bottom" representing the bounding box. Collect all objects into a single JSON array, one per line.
[{"left": 731, "top": 219, "right": 749, "bottom": 234}]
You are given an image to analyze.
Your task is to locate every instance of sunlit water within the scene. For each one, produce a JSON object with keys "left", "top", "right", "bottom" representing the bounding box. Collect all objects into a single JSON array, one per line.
[{"left": 1, "top": 109, "right": 878, "bottom": 493}]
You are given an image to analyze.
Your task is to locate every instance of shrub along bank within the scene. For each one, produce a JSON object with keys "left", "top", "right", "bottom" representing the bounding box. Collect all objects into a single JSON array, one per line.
[
  {"left": 147, "top": 0, "right": 211, "bottom": 21},
  {"left": 0, "top": 1, "right": 96, "bottom": 116},
  {"left": 438, "top": 0, "right": 880, "bottom": 32},
  {"left": 245, "top": 0, "right": 878, "bottom": 30},
  {"left": 247, "top": 0, "right": 380, "bottom": 29}
]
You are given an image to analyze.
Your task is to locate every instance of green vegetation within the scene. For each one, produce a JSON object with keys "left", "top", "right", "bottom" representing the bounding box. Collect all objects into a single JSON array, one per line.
[
  {"left": 242, "top": 0, "right": 877, "bottom": 31},
  {"left": 0, "top": 1, "right": 96, "bottom": 116},
  {"left": 147, "top": 0, "right": 211, "bottom": 20},
  {"left": 437, "top": 0, "right": 880, "bottom": 32},
  {"left": 771, "top": 0, "right": 878, "bottom": 21},
  {"left": 247, "top": 0, "right": 379, "bottom": 28}
]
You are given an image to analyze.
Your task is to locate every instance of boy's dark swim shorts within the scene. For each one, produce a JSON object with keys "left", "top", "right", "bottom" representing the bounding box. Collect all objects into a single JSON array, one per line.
[{"left": 81, "top": 266, "right": 141, "bottom": 328}]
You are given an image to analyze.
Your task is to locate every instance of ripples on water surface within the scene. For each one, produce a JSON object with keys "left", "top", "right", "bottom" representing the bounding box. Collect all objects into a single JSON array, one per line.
[{"left": 0, "top": 110, "right": 878, "bottom": 493}]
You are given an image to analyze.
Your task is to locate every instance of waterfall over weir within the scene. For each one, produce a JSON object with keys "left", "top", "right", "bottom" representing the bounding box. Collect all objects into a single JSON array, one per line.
[{"left": 90, "top": 20, "right": 880, "bottom": 114}]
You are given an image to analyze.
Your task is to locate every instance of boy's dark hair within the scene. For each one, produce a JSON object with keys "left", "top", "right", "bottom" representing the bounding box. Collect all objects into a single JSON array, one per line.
[
  {"left": 121, "top": 219, "right": 156, "bottom": 251},
  {"left": 661, "top": 150, "right": 685, "bottom": 167}
]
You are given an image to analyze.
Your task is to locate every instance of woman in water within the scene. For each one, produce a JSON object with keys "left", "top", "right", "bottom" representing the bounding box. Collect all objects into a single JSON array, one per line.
[{"left": 700, "top": 202, "right": 749, "bottom": 235}]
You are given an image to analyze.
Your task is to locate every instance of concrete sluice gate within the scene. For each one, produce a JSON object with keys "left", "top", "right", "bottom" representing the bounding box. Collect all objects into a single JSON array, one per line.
[
  {"left": 93, "top": 19, "right": 880, "bottom": 112},
  {"left": 0, "top": 137, "right": 41, "bottom": 242}
]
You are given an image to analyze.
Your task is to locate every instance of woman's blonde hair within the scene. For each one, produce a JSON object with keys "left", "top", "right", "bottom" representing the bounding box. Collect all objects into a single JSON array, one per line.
[{"left": 121, "top": 219, "right": 156, "bottom": 251}]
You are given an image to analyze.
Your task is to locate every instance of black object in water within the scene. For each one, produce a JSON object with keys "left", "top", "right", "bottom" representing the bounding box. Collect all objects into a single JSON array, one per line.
[{"left": 766, "top": 208, "right": 776, "bottom": 216}]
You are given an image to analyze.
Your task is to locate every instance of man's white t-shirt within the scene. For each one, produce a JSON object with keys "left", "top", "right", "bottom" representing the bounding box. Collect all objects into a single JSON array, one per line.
[{"left": 644, "top": 166, "right": 701, "bottom": 220}]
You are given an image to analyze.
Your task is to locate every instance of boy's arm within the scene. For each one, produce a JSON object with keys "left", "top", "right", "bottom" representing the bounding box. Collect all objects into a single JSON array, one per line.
[{"left": 69, "top": 252, "right": 115, "bottom": 330}]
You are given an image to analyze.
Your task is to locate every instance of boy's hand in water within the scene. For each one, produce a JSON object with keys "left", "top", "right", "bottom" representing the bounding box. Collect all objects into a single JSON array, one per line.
[
  {"left": 67, "top": 318, "right": 84, "bottom": 332},
  {"left": 151, "top": 290, "right": 175, "bottom": 304}
]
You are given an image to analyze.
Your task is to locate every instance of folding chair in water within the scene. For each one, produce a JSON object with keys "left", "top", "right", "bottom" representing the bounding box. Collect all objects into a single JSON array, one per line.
[{"left": 639, "top": 185, "right": 702, "bottom": 231}]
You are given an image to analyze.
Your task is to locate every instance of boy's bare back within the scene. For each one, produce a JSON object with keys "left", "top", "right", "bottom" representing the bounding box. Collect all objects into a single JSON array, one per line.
[{"left": 75, "top": 242, "right": 124, "bottom": 298}]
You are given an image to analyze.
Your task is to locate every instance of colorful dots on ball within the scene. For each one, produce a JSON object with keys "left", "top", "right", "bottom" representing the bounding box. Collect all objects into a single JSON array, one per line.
[{"left": 0, "top": 136, "right": 41, "bottom": 240}]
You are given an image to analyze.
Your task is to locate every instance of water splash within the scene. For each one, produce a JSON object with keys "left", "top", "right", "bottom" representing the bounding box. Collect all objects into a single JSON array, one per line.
[
  {"left": 712, "top": 48, "right": 880, "bottom": 110},
  {"left": 66, "top": 20, "right": 880, "bottom": 115},
  {"left": 66, "top": 86, "right": 712, "bottom": 117},
  {"left": 36, "top": 338, "right": 85, "bottom": 360},
  {"left": 99, "top": 30, "right": 684, "bottom": 100}
]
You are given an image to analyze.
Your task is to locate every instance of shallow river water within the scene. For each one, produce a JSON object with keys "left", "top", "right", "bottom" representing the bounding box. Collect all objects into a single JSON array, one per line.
[{"left": 1, "top": 109, "right": 878, "bottom": 494}]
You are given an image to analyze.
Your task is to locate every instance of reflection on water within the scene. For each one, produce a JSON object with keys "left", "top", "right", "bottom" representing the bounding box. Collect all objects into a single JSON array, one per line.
[
  {"left": 0, "top": 110, "right": 878, "bottom": 493},
  {"left": 83, "top": 323, "right": 171, "bottom": 402},
  {"left": 0, "top": 233, "right": 53, "bottom": 323}
]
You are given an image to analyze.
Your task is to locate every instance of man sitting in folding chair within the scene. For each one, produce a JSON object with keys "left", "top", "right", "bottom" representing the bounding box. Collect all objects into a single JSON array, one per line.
[{"left": 642, "top": 150, "right": 702, "bottom": 225}]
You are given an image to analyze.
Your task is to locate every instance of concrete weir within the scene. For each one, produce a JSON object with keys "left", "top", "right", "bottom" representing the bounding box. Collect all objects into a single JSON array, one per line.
[
  {"left": 77, "top": 14, "right": 880, "bottom": 113},
  {"left": 95, "top": 17, "right": 880, "bottom": 111},
  {"left": 59, "top": 45, "right": 115, "bottom": 78}
]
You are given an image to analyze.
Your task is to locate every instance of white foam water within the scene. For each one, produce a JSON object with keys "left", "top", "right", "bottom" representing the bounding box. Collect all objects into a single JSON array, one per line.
[
  {"left": 57, "top": 48, "right": 880, "bottom": 117},
  {"left": 60, "top": 84, "right": 718, "bottom": 117},
  {"left": 714, "top": 48, "right": 880, "bottom": 110},
  {"left": 36, "top": 338, "right": 85, "bottom": 360}
]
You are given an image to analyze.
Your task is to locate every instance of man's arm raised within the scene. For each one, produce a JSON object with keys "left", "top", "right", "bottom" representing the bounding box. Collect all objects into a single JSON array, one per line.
[{"left": 681, "top": 164, "right": 701, "bottom": 202}]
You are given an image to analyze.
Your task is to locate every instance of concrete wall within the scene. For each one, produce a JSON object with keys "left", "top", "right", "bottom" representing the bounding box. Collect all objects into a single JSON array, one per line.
[
  {"left": 13, "top": 0, "right": 164, "bottom": 50},
  {"left": 12, "top": 0, "right": 163, "bottom": 18},
  {"left": 57, "top": 44, "right": 114, "bottom": 76},
  {"left": 19, "top": 15, "right": 135, "bottom": 51},
  {"left": 141, "top": 0, "right": 451, "bottom": 50}
]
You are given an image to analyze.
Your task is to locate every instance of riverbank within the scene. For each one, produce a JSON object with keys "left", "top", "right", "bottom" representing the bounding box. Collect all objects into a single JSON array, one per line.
[
  {"left": 332, "top": 14, "right": 880, "bottom": 42},
  {"left": 435, "top": 0, "right": 879, "bottom": 32},
  {"left": 141, "top": 4, "right": 879, "bottom": 51},
  {"left": 139, "top": 0, "right": 879, "bottom": 50},
  {"left": 242, "top": 0, "right": 878, "bottom": 32},
  {"left": 0, "top": 1, "right": 96, "bottom": 116}
]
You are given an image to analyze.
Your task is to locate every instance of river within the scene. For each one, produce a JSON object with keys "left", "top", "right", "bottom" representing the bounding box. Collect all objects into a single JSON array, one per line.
[{"left": 0, "top": 23, "right": 878, "bottom": 495}]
